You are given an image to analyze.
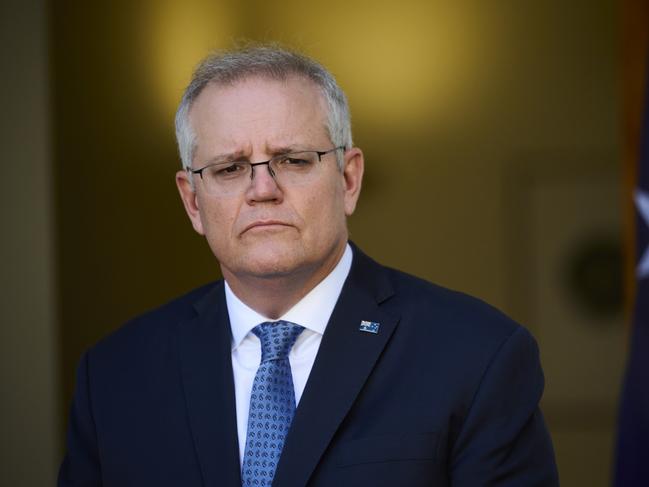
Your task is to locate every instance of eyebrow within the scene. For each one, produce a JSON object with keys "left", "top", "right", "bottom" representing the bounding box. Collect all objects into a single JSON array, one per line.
[
  {"left": 202, "top": 145, "right": 309, "bottom": 166},
  {"left": 201, "top": 151, "right": 248, "bottom": 166},
  {"left": 265, "top": 144, "right": 305, "bottom": 156}
]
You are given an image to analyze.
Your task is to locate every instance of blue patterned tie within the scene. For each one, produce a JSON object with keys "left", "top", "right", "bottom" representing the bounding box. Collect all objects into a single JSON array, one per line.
[{"left": 241, "top": 320, "right": 304, "bottom": 487}]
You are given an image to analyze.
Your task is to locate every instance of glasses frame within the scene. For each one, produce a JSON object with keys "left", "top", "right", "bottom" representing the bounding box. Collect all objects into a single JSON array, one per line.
[{"left": 188, "top": 146, "right": 346, "bottom": 182}]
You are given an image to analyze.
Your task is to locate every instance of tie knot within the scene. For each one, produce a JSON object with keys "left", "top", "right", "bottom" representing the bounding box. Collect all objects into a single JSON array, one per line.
[{"left": 253, "top": 320, "right": 304, "bottom": 362}]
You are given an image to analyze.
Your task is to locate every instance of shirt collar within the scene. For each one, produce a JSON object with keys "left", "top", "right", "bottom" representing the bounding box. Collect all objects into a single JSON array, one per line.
[{"left": 225, "top": 243, "right": 353, "bottom": 351}]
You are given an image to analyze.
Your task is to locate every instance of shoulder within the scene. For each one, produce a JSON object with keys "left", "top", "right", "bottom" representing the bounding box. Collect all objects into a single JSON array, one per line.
[
  {"left": 350, "top": 243, "right": 526, "bottom": 347},
  {"left": 88, "top": 280, "right": 222, "bottom": 361},
  {"left": 378, "top": 264, "right": 535, "bottom": 364},
  {"left": 378, "top": 266, "right": 542, "bottom": 406},
  {"left": 390, "top": 267, "right": 518, "bottom": 333}
]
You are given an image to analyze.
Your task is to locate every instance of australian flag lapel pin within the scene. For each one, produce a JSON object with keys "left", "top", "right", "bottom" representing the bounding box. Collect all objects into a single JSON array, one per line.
[{"left": 359, "top": 320, "right": 380, "bottom": 334}]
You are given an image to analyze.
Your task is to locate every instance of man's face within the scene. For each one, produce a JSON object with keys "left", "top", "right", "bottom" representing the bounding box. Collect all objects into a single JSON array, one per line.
[{"left": 176, "top": 76, "right": 363, "bottom": 287}]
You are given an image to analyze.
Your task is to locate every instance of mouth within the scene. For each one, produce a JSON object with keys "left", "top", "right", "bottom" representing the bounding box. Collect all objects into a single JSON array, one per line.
[{"left": 242, "top": 220, "right": 293, "bottom": 234}]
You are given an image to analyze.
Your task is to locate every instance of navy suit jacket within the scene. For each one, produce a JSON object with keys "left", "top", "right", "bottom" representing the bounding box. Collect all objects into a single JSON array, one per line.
[{"left": 59, "top": 244, "right": 559, "bottom": 486}]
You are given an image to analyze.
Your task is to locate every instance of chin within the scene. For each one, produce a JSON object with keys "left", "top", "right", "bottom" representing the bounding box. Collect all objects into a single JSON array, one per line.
[
  {"left": 236, "top": 242, "right": 307, "bottom": 278},
  {"left": 239, "top": 256, "right": 303, "bottom": 279}
]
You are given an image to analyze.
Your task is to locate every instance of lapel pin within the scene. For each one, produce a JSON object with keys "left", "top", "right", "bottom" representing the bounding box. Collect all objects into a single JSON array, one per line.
[{"left": 359, "top": 320, "right": 380, "bottom": 334}]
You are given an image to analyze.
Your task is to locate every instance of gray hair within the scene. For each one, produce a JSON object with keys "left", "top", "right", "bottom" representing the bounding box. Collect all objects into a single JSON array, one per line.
[{"left": 175, "top": 45, "right": 353, "bottom": 173}]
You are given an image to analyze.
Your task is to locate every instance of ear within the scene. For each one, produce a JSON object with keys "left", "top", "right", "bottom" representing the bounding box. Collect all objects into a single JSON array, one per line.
[
  {"left": 341, "top": 147, "right": 364, "bottom": 216},
  {"left": 175, "top": 170, "right": 205, "bottom": 235}
]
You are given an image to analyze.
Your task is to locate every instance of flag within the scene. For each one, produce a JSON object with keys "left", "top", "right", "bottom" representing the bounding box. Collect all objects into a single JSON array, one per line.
[{"left": 614, "top": 62, "right": 649, "bottom": 487}]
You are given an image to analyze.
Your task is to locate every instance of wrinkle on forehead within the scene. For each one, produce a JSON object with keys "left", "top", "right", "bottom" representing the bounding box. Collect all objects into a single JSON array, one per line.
[
  {"left": 189, "top": 76, "right": 331, "bottom": 163},
  {"left": 201, "top": 144, "right": 311, "bottom": 167}
]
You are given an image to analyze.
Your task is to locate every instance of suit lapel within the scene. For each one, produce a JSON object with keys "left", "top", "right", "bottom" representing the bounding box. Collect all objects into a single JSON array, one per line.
[
  {"left": 177, "top": 282, "right": 242, "bottom": 487},
  {"left": 273, "top": 246, "right": 400, "bottom": 487}
]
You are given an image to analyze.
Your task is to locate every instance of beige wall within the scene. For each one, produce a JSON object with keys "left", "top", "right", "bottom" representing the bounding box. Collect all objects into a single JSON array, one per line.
[{"left": 0, "top": 0, "right": 59, "bottom": 485}]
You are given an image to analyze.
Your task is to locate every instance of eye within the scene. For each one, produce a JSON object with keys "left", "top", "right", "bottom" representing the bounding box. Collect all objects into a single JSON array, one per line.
[
  {"left": 285, "top": 157, "right": 310, "bottom": 165},
  {"left": 275, "top": 152, "right": 315, "bottom": 167},
  {"left": 206, "top": 162, "right": 248, "bottom": 178},
  {"left": 222, "top": 163, "right": 244, "bottom": 173}
]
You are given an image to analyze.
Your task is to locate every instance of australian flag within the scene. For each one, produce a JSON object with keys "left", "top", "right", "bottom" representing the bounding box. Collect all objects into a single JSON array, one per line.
[{"left": 614, "top": 67, "right": 649, "bottom": 486}]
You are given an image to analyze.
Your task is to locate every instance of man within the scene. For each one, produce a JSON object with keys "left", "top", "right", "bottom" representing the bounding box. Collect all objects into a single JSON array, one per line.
[{"left": 59, "top": 46, "right": 559, "bottom": 486}]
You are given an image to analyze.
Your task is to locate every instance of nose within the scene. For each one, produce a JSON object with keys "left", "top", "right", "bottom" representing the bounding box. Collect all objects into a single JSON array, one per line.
[{"left": 245, "top": 162, "right": 283, "bottom": 204}]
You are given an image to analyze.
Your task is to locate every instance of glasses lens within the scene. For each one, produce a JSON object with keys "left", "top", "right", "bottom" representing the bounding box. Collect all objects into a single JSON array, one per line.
[
  {"left": 201, "top": 161, "right": 251, "bottom": 195},
  {"left": 271, "top": 151, "right": 321, "bottom": 186}
]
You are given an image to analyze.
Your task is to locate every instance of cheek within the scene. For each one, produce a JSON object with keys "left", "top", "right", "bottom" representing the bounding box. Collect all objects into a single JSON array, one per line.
[
  {"left": 303, "top": 180, "right": 347, "bottom": 234},
  {"left": 197, "top": 197, "right": 237, "bottom": 244}
]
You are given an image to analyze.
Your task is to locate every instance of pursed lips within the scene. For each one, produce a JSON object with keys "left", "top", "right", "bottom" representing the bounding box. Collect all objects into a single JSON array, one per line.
[{"left": 241, "top": 220, "right": 294, "bottom": 234}]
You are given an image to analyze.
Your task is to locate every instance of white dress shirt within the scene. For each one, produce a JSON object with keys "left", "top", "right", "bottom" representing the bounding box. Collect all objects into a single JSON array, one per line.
[{"left": 225, "top": 243, "right": 353, "bottom": 465}]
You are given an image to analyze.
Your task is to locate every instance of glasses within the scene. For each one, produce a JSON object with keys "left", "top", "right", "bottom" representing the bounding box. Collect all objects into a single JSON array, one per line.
[{"left": 188, "top": 146, "right": 345, "bottom": 195}]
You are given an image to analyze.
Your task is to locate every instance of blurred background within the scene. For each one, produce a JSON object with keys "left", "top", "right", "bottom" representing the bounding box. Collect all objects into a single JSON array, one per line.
[{"left": 1, "top": 0, "right": 647, "bottom": 485}]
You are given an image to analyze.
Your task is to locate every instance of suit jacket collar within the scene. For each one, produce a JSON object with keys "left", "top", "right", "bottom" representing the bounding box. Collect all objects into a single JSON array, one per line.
[
  {"left": 273, "top": 243, "right": 400, "bottom": 487},
  {"left": 178, "top": 282, "right": 242, "bottom": 487},
  {"left": 178, "top": 243, "right": 399, "bottom": 487}
]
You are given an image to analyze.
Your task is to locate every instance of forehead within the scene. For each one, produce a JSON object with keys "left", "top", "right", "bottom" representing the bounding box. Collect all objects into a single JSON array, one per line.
[{"left": 188, "top": 75, "right": 330, "bottom": 155}]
